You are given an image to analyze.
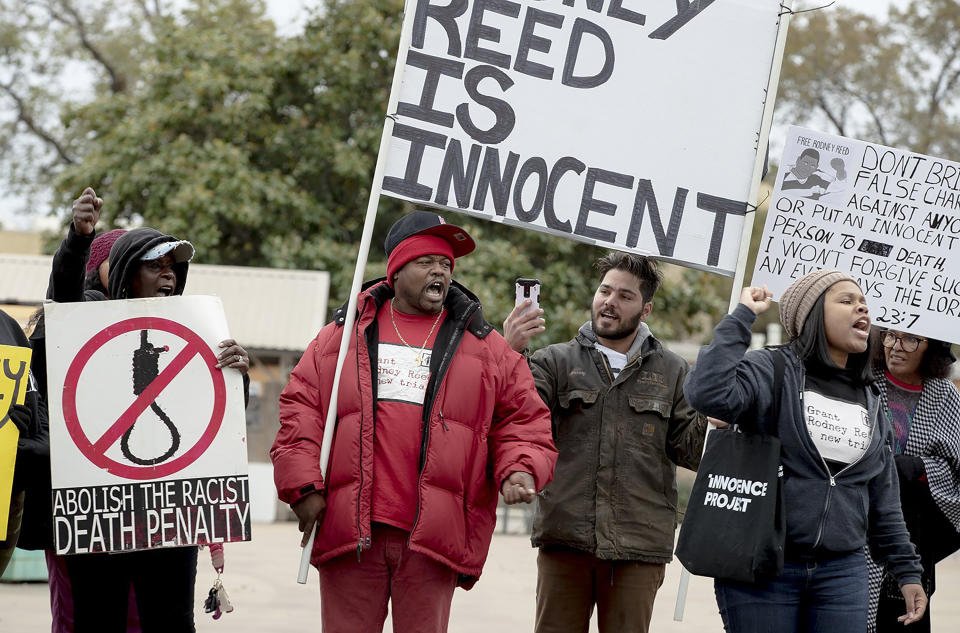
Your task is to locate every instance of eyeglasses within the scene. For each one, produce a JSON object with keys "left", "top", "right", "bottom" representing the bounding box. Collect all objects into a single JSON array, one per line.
[{"left": 881, "top": 331, "right": 927, "bottom": 353}]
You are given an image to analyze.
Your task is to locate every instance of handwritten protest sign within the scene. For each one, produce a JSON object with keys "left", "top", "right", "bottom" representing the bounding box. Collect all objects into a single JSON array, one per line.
[
  {"left": 45, "top": 296, "right": 250, "bottom": 554},
  {"left": 753, "top": 126, "right": 960, "bottom": 344},
  {"left": 379, "top": 0, "right": 785, "bottom": 275},
  {"left": 0, "top": 344, "right": 32, "bottom": 540}
]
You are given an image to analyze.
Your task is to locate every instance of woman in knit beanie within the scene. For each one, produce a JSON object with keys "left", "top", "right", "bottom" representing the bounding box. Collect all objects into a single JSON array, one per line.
[{"left": 684, "top": 269, "right": 926, "bottom": 633}]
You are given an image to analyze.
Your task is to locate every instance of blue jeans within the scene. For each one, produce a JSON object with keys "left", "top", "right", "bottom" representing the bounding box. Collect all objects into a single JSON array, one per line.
[{"left": 715, "top": 550, "right": 868, "bottom": 633}]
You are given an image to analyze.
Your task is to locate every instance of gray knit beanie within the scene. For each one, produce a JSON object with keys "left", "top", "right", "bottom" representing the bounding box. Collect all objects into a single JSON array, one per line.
[{"left": 778, "top": 269, "right": 859, "bottom": 339}]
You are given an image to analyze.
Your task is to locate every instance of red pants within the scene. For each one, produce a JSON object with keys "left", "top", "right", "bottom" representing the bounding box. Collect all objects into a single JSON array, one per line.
[{"left": 318, "top": 524, "right": 457, "bottom": 633}]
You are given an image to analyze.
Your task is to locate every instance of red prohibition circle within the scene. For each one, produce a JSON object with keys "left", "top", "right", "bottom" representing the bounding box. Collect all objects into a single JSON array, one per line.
[{"left": 62, "top": 317, "right": 226, "bottom": 480}]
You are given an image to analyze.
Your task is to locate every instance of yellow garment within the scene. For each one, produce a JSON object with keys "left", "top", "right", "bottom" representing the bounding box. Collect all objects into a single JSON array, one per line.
[{"left": 0, "top": 344, "right": 32, "bottom": 540}]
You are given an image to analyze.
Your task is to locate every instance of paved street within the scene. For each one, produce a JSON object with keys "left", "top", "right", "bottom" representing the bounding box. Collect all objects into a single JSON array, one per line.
[{"left": 3, "top": 522, "right": 960, "bottom": 631}]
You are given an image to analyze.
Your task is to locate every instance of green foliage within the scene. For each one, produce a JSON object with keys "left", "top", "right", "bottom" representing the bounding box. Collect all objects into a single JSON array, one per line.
[
  {"left": 7, "top": 0, "right": 960, "bottom": 345},
  {"left": 46, "top": 0, "right": 407, "bottom": 302},
  {"left": 652, "top": 265, "right": 731, "bottom": 342},
  {"left": 19, "top": 0, "right": 730, "bottom": 341},
  {"left": 0, "top": 0, "right": 150, "bottom": 190}
]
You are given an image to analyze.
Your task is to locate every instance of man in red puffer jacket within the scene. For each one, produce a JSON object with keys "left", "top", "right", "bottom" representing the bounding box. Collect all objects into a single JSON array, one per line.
[{"left": 271, "top": 211, "right": 557, "bottom": 633}]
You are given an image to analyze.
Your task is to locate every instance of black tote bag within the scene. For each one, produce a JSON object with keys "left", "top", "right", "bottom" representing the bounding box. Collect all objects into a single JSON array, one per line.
[{"left": 675, "top": 350, "right": 786, "bottom": 584}]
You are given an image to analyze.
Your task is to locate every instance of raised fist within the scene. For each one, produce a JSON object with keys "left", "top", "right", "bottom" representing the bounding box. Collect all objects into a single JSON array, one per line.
[{"left": 72, "top": 187, "right": 102, "bottom": 235}]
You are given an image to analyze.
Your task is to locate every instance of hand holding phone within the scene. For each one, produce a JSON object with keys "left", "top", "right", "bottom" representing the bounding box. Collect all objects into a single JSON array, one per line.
[{"left": 505, "top": 278, "right": 544, "bottom": 353}]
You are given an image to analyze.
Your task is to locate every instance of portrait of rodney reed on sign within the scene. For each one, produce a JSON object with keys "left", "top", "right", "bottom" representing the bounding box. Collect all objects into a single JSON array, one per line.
[{"left": 781, "top": 147, "right": 850, "bottom": 203}]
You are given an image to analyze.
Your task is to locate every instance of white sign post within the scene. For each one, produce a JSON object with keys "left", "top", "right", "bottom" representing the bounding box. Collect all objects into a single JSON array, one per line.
[
  {"left": 380, "top": 0, "right": 788, "bottom": 276},
  {"left": 45, "top": 296, "right": 251, "bottom": 554},
  {"left": 753, "top": 126, "right": 960, "bottom": 345}
]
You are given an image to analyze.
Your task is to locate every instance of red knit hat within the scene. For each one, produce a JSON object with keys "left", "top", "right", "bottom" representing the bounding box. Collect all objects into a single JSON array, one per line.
[
  {"left": 86, "top": 229, "right": 127, "bottom": 273},
  {"left": 386, "top": 235, "right": 455, "bottom": 287}
]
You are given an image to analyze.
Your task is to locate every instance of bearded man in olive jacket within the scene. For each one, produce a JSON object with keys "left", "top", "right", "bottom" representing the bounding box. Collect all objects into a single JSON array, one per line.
[{"left": 504, "top": 252, "right": 707, "bottom": 633}]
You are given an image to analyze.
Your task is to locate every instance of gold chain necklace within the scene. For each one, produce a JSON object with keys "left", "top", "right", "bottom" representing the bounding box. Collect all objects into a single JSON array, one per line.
[{"left": 390, "top": 299, "right": 444, "bottom": 365}]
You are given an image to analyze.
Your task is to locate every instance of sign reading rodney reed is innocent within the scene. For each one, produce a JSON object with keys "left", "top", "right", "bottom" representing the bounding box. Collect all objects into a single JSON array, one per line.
[{"left": 379, "top": 0, "right": 786, "bottom": 275}]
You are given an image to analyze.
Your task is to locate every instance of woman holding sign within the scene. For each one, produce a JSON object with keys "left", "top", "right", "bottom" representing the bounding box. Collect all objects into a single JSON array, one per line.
[
  {"left": 51, "top": 188, "right": 250, "bottom": 633},
  {"left": 684, "top": 269, "right": 925, "bottom": 633},
  {"left": 866, "top": 329, "right": 960, "bottom": 633}
]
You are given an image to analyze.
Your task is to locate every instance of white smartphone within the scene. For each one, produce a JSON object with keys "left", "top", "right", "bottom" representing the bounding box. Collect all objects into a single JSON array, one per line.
[{"left": 515, "top": 278, "right": 541, "bottom": 315}]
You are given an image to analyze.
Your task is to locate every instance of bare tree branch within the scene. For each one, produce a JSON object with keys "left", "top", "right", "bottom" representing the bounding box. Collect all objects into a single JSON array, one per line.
[
  {"left": 815, "top": 95, "right": 846, "bottom": 137},
  {"left": 134, "top": 0, "right": 155, "bottom": 20},
  {"left": 45, "top": 0, "right": 127, "bottom": 93},
  {"left": 0, "top": 82, "right": 76, "bottom": 164},
  {"left": 915, "top": 38, "right": 960, "bottom": 153},
  {"left": 132, "top": 0, "right": 167, "bottom": 27},
  {"left": 926, "top": 42, "right": 959, "bottom": 115},
  {"left": 857, "top": 98, "right": 890, "bottom": 146}
]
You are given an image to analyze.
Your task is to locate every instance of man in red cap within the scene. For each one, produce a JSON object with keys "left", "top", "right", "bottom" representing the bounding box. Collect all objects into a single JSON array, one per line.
[{"left": 272, "top": 210, "right": 557, "bottom": 632}]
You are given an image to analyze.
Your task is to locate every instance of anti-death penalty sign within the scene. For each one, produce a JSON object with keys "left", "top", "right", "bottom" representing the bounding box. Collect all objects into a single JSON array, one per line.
[{"left": 45, "top": 296, "right": 251, "bottom": 554}]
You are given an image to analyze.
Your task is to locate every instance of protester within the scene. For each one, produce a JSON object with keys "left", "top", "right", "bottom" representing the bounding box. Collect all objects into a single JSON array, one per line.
[
  {"left": 48, "top": 187, "right": 249, "bottom": 633},
  {"left": 0, "top": 309, "right": 44, "bottom": 577},
  {"left": 271, "top": 210, "right": 557, "bottom": 633},
  {"left": 503, "top": 251, "right": 706, "bottom": 633},
  {"left": 684, "top": 270, "right": 926, "bottom": 632},
  {"left": 21, "top": 225, "right": 131, "bottom": 633},
  {"left": 866, "top": 329, "right": 960, "bottom": 633}
]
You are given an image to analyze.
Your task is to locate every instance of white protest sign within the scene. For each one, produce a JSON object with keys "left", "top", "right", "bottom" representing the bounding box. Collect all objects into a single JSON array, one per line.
[
  {"left": 45, "top": 296, "right": 251, "bottom": 554},
  {"left": 753, "top": 126, "right": 960, "bottom": 344},
  {"left": 378, "top": 0, "right": 786, "bottom": 275}
]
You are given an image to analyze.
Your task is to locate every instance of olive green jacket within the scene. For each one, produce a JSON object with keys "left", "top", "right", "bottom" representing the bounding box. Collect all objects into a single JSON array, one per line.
[{"left": 530, "top": 322, "right": 707, "bottom": 563}]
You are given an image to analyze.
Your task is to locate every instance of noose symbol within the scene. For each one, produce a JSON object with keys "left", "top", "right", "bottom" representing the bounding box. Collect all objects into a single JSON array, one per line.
[{"left": 121, "top": 330, "right": 181, "bottom": 465}]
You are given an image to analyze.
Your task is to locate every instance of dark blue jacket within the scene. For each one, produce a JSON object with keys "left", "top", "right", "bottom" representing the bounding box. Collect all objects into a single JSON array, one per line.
[{"left": 684, "top": 304, "right": 922, "bottom": 586}]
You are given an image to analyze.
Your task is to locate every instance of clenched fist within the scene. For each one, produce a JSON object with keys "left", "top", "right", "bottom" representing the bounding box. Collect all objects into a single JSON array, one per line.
[
  {"left": 72, "top": 187, "right": 103, "bottom": 236},
  {"left": 501, "top": 471, "right": 536, "bottom": 505}
]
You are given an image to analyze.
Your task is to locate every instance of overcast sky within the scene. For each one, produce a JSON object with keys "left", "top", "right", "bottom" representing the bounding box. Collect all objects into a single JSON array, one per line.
[{"left": 0, "top": 0, "right": 912, "bottom": 230}]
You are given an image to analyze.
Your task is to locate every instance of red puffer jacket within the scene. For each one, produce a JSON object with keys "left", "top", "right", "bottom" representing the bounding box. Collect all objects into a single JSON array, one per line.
[{"left": 271, "top": 280, "right": 556, "bottom": 586}]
